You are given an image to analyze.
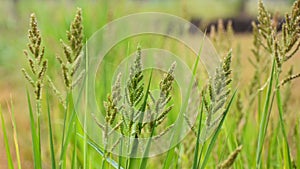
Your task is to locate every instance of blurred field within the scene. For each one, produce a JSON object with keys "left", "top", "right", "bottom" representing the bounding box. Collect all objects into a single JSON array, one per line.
[{"left": 0, "top": 0, "right": 299, "bottom": 168}]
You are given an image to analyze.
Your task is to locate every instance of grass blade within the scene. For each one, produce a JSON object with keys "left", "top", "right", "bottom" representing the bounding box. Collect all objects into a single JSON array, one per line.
[
  {"left": 77, "top": 134, "right": 124, "bottom": 169},
  {"left": 7, "top": 98, "right": 22, "bottom": 169},
  {"left": 60, "top": 99, "right": 77, "bottom": 169},
  {"left": 275, "top": 75, "right": 292, "bottom": 168},
  {"left": 0, "top": 105, "right": 15, "bottom": 169},
  {"left": 84, "top": 42, "right": 89, "bottom": 169},
  {"left": 192, "top": 102, "right": 204, "bottom": 169},
  {"left": 47, "top": 94, "right": 57, "bottom": 169},
  {"left": 295, "top": 119, "right": 300, "bottom": 168},
  {"left": 255, "top": 59, "right": 276, "bottom": 168},
  {"left": 71, "top": 122, "right": 77, "bottom": 169},
  {"left": 200, "top": 89, "right": 237, "bottom": 169},
  {"left": 58, "top": 95, "right": 70, "bottom": 169},
  {"left": 26, "top": 90, "right": 42, "bottom": 169}
]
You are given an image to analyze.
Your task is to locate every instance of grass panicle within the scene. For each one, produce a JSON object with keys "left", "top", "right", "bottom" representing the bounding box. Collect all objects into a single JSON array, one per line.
[
  {"left": 124, "top": 45, "right": 144, "bottom": 135},
  {"left": 22, "top": 13, "right": 48, "bottom": 102},
  {"left": 201, "top": 50, "right": 232, "bottom": 142},
  {"left": 150, "top": 62, "right": 176, "bottom": 128},
  {"left": 48, "top": 8, "right": 84, "bottom": 106},
  {"left": 58, "top": 8, "right": 84, "bottom": 90},
  {"left": 104, "top": 73, "right": 122, "bottom": 125},
  {"left": 126, "top": 45, "right": 144, "bottom": 108}
]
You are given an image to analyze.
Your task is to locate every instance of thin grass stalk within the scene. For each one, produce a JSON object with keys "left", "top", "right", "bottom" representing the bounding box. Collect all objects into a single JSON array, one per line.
[
  {"left": 71, "top": 122, "right": 77, "bottom": 169},
  {"left": 47, "top": 94, "right": 56, "bottom": 169},
  {"left": 267, "top": 121, "right": 280, "bottom": 168},
  {"left": 0, "top": 105, "right": 14, "bottom": 169},
  {"left": 258, "top": 81, "right": 262, "bottom": 122},
  {"left": 36, "top": 100, "right": 42, "bottom": 163},
  {"left": 83, "top": 43, "right": 89, "bottom": 169},
  {"left": 26, "top": 90, "right": 42, "bottom": 169},
  {"left": 255, "top": 58, "right": 276, "bottom": 168},
  {"left": 192, "top": 102, "right": 204, "bottom": 169},
  {"left": 101, "top": 123, "right": 108, "bottom": 169},
  {"left": 220, "top": 123, "right": 237, "bottom": 166},
  {"left": 125, "top": 49, "right": 132, "bottom": 169},
  {"left": 296, "top": 119, "right": 300, "bottom": 168},
  {"left": 60, "top": 95, "right": 78, "bottom": 169},
  {"left": 118, "top": 138, "right": 123, "bottom": 169},
  {"left": 275, "top": 73, "right": 292, "bottom": 168},
  {"left": 7, "top": 98, "right": 22, "bottom": 169},
  {"left": 197, "top": 141, "right": 206, "bottom": 169},
  {"left": 59, "top": 95, "right": 70, "bottom": 169}
]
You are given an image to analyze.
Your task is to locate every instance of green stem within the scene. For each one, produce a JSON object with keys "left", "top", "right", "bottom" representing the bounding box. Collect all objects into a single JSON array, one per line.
[
  {"left": 275, "top": 72, "right": 292, "bottom": 169},
  {"left": 192, "top": 102, "right": 203, "bottom": 169},
  {"left": 47, "top": 95, "right": 56, "bottom": 169},
  {"left": 36, "top": 100, "right": 42, "bottom": 167},
  {"left": 255, "top": 59, "right": 276, "bottom": 168}
]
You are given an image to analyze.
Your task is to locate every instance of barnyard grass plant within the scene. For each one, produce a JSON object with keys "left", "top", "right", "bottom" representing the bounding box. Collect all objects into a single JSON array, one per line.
[
  {"left": 91, "top": 45, "right": 178, "bottom": 168},
  {"left": 254, "top": 0, "right": 300, "bottom": 168},
  {"left": 22, "top": 13, "right": 47, "bottom": 169}
]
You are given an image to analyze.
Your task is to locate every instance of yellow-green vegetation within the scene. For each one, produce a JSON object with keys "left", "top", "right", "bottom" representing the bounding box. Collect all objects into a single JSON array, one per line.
[{"left": 0, "top": 0, "right": 300, "bottom": 169}]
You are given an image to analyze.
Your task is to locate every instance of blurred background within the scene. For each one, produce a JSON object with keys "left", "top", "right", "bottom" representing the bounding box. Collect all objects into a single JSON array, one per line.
[{"left": 0, "top": 0, "right": 298, "bottom": 168}]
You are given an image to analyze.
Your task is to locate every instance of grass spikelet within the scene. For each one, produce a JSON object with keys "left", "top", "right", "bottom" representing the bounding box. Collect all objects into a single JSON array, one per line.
[
  {"left": 282, "top": 67, "right": 293, "bottom": 112},
  {"left": 217, "top": 145, "right": 243, "bottom": 169},
  {"left": 280, "top": 73, "right": 300, "bottom": 87},
  {"left": 274, "top": 40, "right": 281, "bottom": 70}
]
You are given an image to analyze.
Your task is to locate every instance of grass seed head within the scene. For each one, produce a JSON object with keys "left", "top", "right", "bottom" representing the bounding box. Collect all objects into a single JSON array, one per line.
[
  {"left": 217, "top": 145, "right": 243, "bottom": 169},
  {"left": 23, "top": 13, "right": 48, "bottom": 102},
  {"left": 54, "top": 8, "right": 84, "bottom": 90}
]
